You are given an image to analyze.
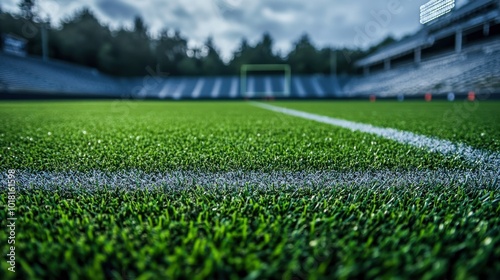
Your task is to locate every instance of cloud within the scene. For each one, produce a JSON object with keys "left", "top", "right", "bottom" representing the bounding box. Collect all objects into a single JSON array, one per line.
[{"left": 95, "top": 0, "right": 137, "bottom": 20}]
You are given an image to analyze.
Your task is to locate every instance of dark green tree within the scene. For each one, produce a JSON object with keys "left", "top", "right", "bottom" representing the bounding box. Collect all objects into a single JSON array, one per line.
[
  {"left": 287, "top": 34, "right": 320, "bottom": 74},
  {"left": 228, "top": 33, "right": 282, "bottom": 74},
  {"left": 55, "top": 8, "right": 111, "bottom": 68},
  {"left": 155, "top": 29, "right": 190, "bottom": 76},
  {"left": 0, "top": 1, "right": 46, "bottom": 56},
  {"left": 228, "top": 38, "right": 251, "bottom": 73},
  {"left": 18, "top": 0, "right": 35, "bottom": 20},
  {"left": 254, "top": 32, "right": 280, "bottom": 64},
  {"left": 133, "top": 16, "right": 147, "bottom": 38},
  {"left": 1, "top": 5, "right": 383, "bottom": 77},
  {"left": 200, "top": 37, "right": 225, "bottom": 75}
]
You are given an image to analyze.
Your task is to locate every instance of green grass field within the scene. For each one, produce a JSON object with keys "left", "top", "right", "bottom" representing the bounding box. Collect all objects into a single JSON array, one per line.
[
  {"left": 0, "top": 100, "right": 499, "bottom": 279},
  {"left": 274, "top": 101, "right": 500, "bottom": 152}
]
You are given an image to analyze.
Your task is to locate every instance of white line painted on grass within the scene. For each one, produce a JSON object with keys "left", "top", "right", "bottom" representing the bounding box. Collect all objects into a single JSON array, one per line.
[
  {"left": 254, "top": 103, "right": 500, "bottom": 169},
  {"left": 3, "top": 169, "right": 498, "bottom": 190}
]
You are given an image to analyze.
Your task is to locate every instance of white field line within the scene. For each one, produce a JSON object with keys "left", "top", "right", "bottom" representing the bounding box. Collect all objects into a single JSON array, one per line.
[
  {"left": 254, "top": 103, "right": 500, "bottom": 170},
  {"left": 2, "top": 169, "right": 498, "bottom": 190},
  {"left": 5, "top": 104, "right": 499, "bottom": 189}
]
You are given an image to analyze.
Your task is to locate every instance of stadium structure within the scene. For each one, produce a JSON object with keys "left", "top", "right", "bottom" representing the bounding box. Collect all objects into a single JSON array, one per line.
[
  {"left": 1, "top": 2, "right": 500, "bottom": 278},
  {"left": 0, "top": 0, "right": 499, "bottom": 100},
  {"left": 346, "top": 0, "right": 500, "bottom": 97}
]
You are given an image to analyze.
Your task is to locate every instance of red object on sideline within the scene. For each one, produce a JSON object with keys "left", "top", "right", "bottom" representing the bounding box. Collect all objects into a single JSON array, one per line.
[
  {"left": 425, "top": 93, "right": 432, "bottom": 102},
  {"left": 370, "top": 95, "right": 376, "bottom": 102},
  {"left": 468, "top": 91, "right": 476, "bottom": 101}
]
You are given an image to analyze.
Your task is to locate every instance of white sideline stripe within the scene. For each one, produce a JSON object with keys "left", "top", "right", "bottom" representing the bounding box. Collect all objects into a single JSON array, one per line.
[
  {"left": 3, "top": 169, "right": 498, "bottom": 190},
  {"left": 254, "top": 103, "right": 500, "bottom": 169},
  {"left": 265, "top": 77, "right": 272, "bottom": 94},
  {"left": 191, "top": 79, "right": 204, "bottom": 99},
  {"left": 229, "top": 78, "right": 238, "bottom": 98},
  {"left": 211, "top": 79, "right": 222, "bottom": 98},
  {"left": 311, "top": 78, "right": 325, "bottom": 97},
  {"left": 172, "top": 80, "right": 185, "bottom": 99},
  {"left": 158, "top": 80, "right": 171, "bottom": 99},
  {"left": 294, "top": 78, "right": 306, "bottom": 97}
]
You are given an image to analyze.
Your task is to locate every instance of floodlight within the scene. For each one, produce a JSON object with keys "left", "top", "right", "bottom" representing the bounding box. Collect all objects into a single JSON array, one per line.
[{"left": 420, "top": 0, "right": 455, "bottom": 24}]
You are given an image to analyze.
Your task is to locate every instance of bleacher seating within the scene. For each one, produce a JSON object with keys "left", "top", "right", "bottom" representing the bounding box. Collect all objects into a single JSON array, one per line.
[
  {"left": 1, "top": 38, "right": 499, "bottom": 99},
  {"left": 0, "top": 53, "right": 124, "bottom": 96},
  {"left": 0, "top": 52, "right": 337, "bottom": 99},
  {"left": 343, "top": 39, "right": 500, "bottom": 96}
]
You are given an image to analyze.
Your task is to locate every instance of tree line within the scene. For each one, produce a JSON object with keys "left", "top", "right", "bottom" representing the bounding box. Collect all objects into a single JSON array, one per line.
[{"left": 0, "top": 0, "right": 396, "bottom": 77}]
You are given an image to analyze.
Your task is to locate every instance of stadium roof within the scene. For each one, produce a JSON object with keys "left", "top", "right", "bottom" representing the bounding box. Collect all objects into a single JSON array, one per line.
[{"left": 356, "top": 0, "right": 499, "bottom": 67}]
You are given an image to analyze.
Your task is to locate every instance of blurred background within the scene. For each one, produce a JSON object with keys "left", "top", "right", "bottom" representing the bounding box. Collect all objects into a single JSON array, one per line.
[{"left": 0, "top": 0, "right": 499, "bottom": 99}]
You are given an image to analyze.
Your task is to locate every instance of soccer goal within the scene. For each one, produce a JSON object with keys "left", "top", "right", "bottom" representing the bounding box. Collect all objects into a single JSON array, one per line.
[{"left": 240, "top": 64, "right": 291, "bottom": 98}]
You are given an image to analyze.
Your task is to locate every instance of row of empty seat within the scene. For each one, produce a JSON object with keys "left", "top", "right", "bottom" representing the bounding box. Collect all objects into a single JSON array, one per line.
[
  {"left": 343, "top": 39, "right": 500, "bottom": 96},
  {"left": 0, "top": 53, "right": 123, "bottom": 95},
  {"left": 0, "top": 53, "right": 337, "bottom": 99},
  {"left": 1, "top": 39, "right": 499, "bottom": 98},
  {"left": 129, "top": 75, "right": 336, "bottom": 99}
]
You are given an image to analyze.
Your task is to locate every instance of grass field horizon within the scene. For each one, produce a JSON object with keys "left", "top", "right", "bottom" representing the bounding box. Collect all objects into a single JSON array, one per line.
[{"left": 1, "top": 100, "right": 499, "bottom": 279}]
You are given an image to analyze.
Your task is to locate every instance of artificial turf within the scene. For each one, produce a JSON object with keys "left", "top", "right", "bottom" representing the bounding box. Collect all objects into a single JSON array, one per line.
[
  {"left": 0, "top": 100, "right": 499, "bottom": 279},
  {"left": 1, "top": 184, "right": 499, "bottom": 279},
  {"left": 0, "top": 101, "right": 472, "bottom": 172},
  {"left": 273, "top": 101, "right": 500, "bottom": 152}
]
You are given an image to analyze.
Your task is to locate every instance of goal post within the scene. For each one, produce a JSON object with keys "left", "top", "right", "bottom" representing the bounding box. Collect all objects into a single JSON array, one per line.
[{"left": 240, "top": 64, "right": 291, "bottom": 98}]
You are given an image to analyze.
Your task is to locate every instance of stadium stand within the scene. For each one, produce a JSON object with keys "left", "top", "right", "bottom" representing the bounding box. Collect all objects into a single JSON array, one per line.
[
  {"left": 0, "top": 51, "right": 336, "bottom": 99},
  {"left": 0, "top": 52, "right": 125, "bottom": 96},
  {"left": 347, "top": 0, "right": 500, "bottom": 97},
  {"left": 135, "top": 74, "right": 335, "bottom": 99},
  {"left": 344, "top": 39, "right": 500, "bottom": 96}
]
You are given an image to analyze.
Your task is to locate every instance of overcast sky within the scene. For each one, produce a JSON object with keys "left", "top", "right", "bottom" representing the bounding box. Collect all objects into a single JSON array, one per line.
[{"left": 0, "top": 0, "right": 470, "bottom": 59}]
